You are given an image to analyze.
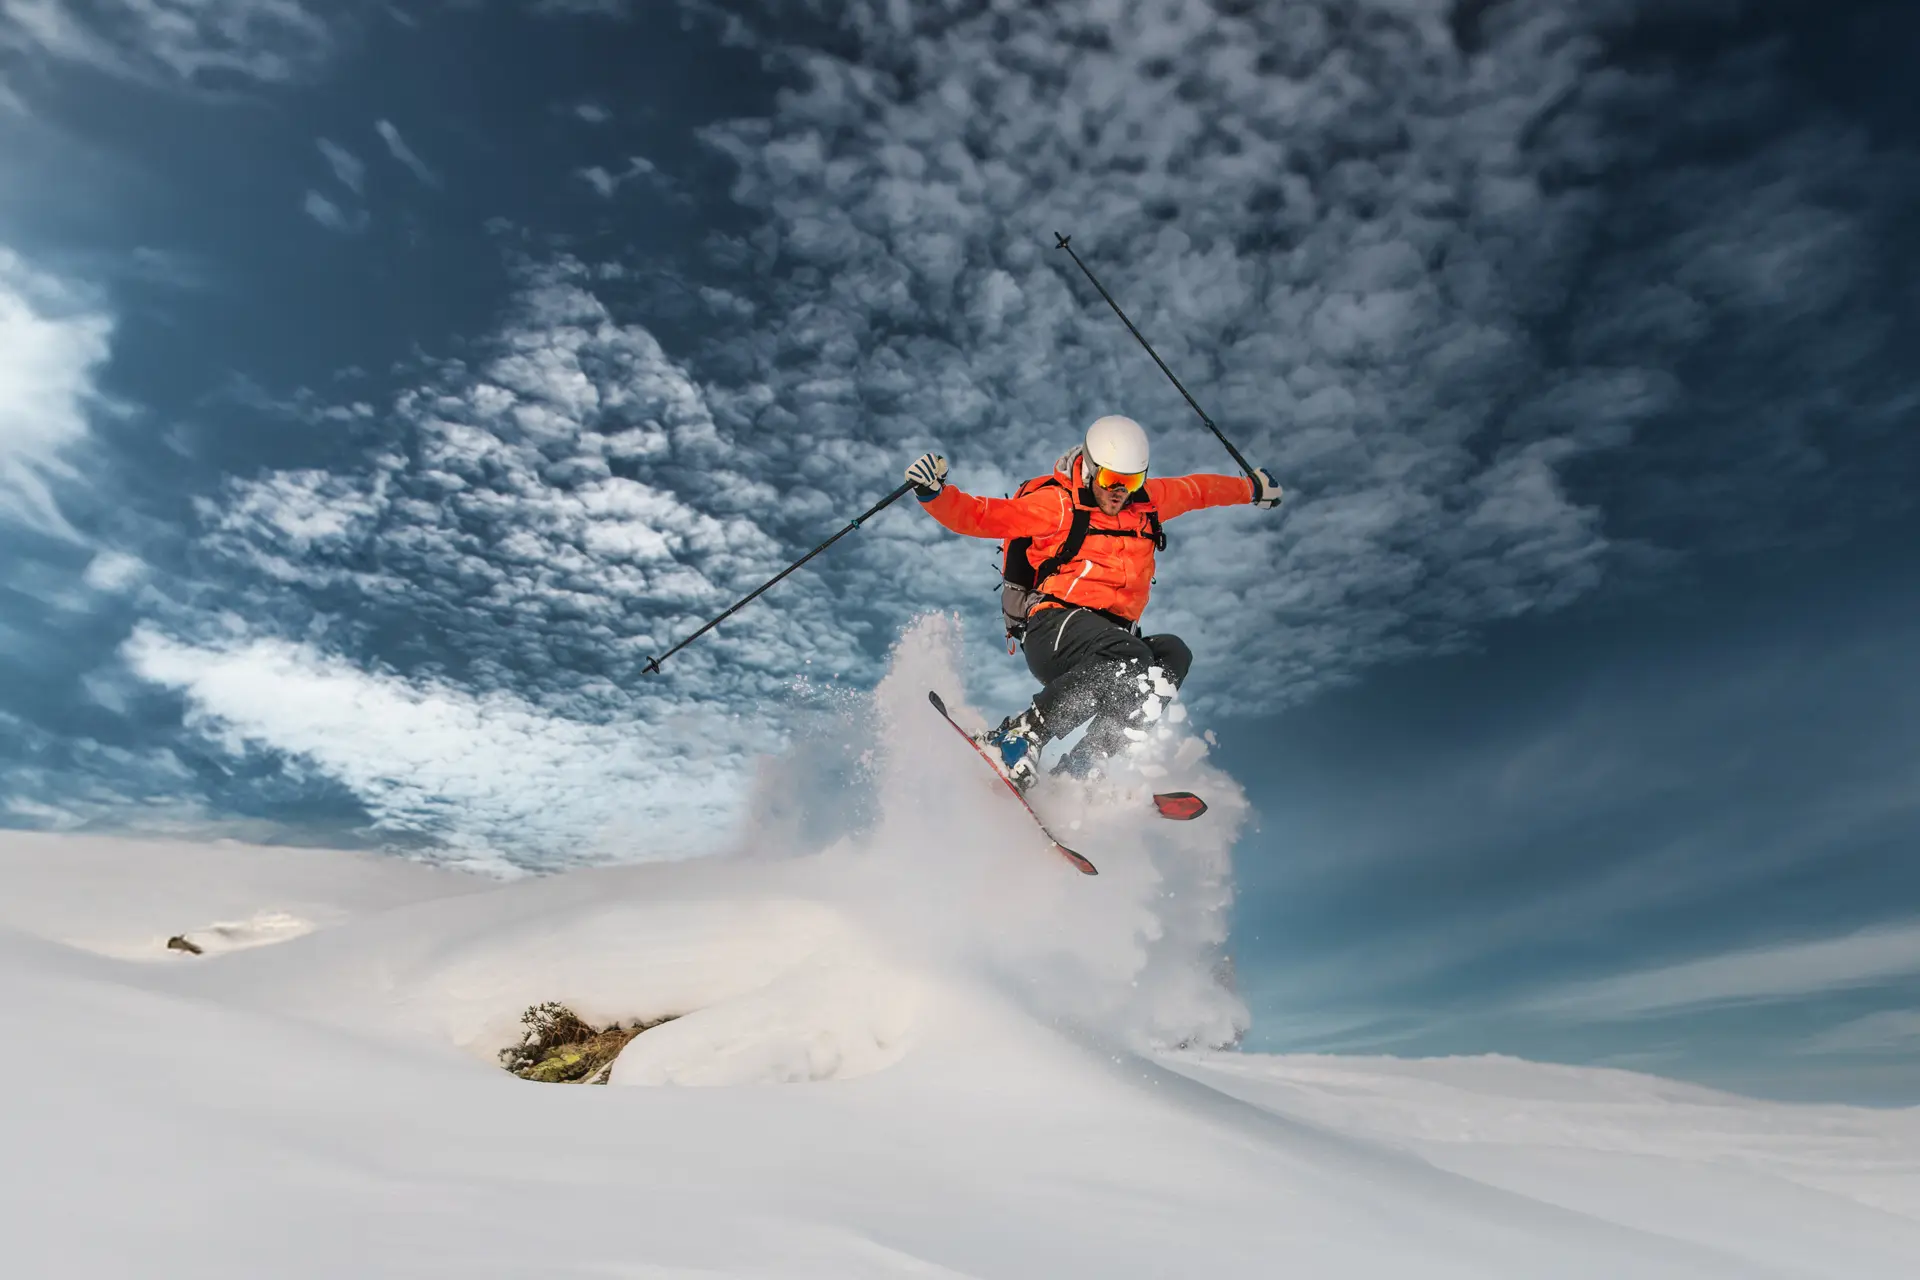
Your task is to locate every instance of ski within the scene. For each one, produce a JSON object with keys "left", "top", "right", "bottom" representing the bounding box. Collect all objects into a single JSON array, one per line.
[{"left": 927, "top": 690, "right": 1099, "bottom": 875}]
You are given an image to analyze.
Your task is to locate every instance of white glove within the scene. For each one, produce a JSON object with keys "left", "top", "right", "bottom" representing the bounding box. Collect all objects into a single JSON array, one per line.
[
  {"left": 1251, "top": 467, "right": 1283, "bottom": 510},
  {"left": 905, "top": 452, "right": 948, "bottom": 498}
]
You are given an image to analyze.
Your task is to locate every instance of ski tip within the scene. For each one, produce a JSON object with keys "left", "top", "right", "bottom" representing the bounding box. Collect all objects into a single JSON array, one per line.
[
  {"left": 927, "top": 689, "right": 948, "bottom": 715},
  {"left": 1152, "top": 791, "right": 1209, "bottom": 821},
  {"left": 1056, "top": 844, "right": 1099, "bottom": 876}
]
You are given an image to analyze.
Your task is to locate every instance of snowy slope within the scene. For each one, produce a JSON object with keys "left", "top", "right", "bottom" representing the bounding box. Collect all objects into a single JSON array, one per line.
[
  {"left": 4, "top": 621, "right": 1916, "bottom": 1278},
  {"left": 0, "top": 829, "right": 483, "bottom": 958},
  {"left": 1178, "top": 1053, "right": 1920, "bottom": 1277}
]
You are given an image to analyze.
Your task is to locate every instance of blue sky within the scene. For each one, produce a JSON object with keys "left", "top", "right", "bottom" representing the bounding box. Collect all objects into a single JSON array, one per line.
[{"left": 2, "top": 0, "right": 1916, "bottom": 1100}]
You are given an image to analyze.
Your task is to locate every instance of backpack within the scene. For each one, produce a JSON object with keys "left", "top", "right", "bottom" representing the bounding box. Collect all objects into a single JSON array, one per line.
[{"left": 998, "top": 474, "right": 1165, "bottom": 642}]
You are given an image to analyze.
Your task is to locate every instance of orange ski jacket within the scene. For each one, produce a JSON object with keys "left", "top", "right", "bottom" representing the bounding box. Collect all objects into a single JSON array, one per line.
[{"left": 919, "top": 453, "right": 1256, "bottom": 622}]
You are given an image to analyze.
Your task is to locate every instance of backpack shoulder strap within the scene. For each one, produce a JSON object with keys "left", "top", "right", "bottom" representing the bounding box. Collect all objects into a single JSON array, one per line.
[{"left": 1031, "top": 506, "right": 1093, "bottom": 586}]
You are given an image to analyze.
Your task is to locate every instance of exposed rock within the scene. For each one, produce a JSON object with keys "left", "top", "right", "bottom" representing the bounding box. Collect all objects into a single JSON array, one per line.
[
  {"left": 165, "top": 935, "right": 204, "bottom": 955},
  {"left": 498, "top": 1002, "right": 676, "bottom": 1085}
]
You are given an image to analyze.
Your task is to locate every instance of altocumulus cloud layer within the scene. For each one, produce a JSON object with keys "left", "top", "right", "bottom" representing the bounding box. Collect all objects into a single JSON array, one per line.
[
  {"left": 673, "top": 0, "right": 1914, "bottom": 680},
  {"left": 5, "top": 0, "right": 1916, "bottom": 866}
]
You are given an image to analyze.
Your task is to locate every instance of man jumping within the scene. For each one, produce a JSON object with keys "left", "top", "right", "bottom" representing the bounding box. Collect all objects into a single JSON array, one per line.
[{"left": 904, "top": 414, "right": 1283, "bottom": 789}]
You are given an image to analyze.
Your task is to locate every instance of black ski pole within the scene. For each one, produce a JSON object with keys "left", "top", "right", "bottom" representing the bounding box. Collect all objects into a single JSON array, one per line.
[
  {"left": 642, "top": 481, "right": 918, "bottom": 675},
  {"left": 1054, "top": 231, "right": 1260, "bottom": 487}
]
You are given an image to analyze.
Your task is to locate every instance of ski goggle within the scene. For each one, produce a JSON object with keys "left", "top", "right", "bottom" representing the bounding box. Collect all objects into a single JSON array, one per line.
[{"left": 1091, "top": 465, "right": 1147, "bottom": 494}]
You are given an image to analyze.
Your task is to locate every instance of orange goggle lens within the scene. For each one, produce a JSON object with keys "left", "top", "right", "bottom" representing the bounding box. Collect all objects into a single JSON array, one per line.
[{"left": 1092, "top": 465, "right": 1147, "bottom": 493}]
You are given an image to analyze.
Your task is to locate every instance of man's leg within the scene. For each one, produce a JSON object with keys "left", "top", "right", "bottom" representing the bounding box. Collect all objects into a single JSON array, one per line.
[
  {"left": 1066, "top": 631, "right": 1194, "bottom": 759},
  {"left": 1012, "top": 610, "right": 1196, "bottom": 778},
  {"left": 1052, "top": 629, "right": 1196, "bottom": 778},
  {"left": 974, "top": 607, "right": 1148, "bottom": 790},
  {"left": 1144, "top": 633, "right": 1192, "bottom": 686},
  {"left": 1020, "top": 607, "right": 1156, "bottom": 744}
]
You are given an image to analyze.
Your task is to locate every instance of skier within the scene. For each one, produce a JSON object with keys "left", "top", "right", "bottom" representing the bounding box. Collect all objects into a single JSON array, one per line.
[{"left": 904, "top": 414, "right": 1283, "bottom": 789}]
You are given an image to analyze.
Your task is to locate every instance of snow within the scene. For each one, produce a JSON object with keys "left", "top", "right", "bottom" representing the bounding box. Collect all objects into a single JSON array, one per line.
[
  {"left": 0, "top": 830, "right": 480, "bottom": 959},
  {"left": 1177, "top": 1053, "right": 1920, "bottom": 1277},
  {"left": 3, "top": 619, "right": 1917, "bottom": 1277}
]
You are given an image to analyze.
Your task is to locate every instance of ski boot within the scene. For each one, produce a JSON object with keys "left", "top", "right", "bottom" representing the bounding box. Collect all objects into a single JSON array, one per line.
[{"left": 979, "top": 707, "right": 1046, "bottom": 793}]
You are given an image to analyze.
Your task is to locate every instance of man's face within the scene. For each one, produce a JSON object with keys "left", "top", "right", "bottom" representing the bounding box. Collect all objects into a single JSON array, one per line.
[{"left": 1093, "top": 482, "right": 1131, "bottom": 515}]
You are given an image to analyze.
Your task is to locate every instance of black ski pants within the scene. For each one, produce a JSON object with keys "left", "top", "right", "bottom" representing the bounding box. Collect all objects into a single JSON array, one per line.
[{"left": 1020, "top": 606, "right": 1192, "bottom": 762}]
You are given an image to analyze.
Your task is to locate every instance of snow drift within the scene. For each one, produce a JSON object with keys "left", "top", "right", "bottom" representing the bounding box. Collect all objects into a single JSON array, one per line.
[{"left": 2, "top": 618, "right": 1917, "bottom": 1277}]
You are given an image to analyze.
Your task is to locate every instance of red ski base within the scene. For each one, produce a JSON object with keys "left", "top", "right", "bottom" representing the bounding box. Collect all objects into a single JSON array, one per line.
[{"left": 1152, "top": 791, "right": 1208, "bottom": 821}]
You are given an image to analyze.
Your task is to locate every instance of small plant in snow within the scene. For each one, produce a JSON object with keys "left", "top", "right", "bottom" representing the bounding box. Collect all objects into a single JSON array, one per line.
[{"left": 498, "top": 1002, "right": 674, "bottom": 1085}]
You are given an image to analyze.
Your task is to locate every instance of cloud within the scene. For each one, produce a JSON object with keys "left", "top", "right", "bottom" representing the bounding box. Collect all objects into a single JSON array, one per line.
[
  {"left": 301, "top": 190, "right": 366, "bottom": 234},
  {"left": 575, "top": 155, "right": 686, "bottom": 203},
  {"left": 1225, "top": 595, "right": 1920, "bottom": 1042},
  {"left": 529, "top": 0, "right": 634, "bottom": 16},
  {"left": 187, "top": 258, "right": 915, "bottom": 691},
  {"left": 122, "top": 624, "right": 768, "bottom": 869},
  {"left": 121, "top": 246, "right": 212, "bottom": 290},
  {"left": 1527, "top": 921, "right": 1920, "bottom": 1021},
  {"left": 1800, "top": 1010, "right": 1920, "bottom": 1057},
  {"left": 576, "top": 166, "right": 618, "bottom": 199},
  {"left": 0, "top": 0, "right": 336, "bottom": 87},
  {"left": 316, "top": 136, "right": 363, "bottom": 194},
  {"left": 158, "top": 259, "right": 895, "bottom": 855},
  {"left": 375, "top": 118, "right": 438, "bottom": 187},
  {"left": 81, "top": 549, "right": 146, "bottom": 593},
  {"left": 0, "top": 247, "right": 112, "bottom": 537},
  {"left": 0, "top": 707, "right": 292, "bottom": 840}
]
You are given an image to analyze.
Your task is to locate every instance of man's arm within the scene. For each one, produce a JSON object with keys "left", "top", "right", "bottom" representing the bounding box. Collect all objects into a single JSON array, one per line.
[
  {"left": 920, "top": 482, "right": 1072, "bottom": 540},
  {"left": 1146, "top": 473, "right": 1259, "bottom": 520}
]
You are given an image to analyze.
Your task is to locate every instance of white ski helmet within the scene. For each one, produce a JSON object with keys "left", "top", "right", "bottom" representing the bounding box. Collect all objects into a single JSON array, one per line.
[{"left": 1083, "top": 414, "right": 1150, "bottom": 476}]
